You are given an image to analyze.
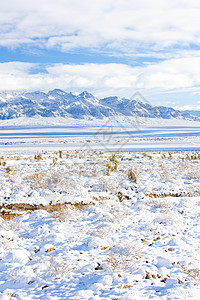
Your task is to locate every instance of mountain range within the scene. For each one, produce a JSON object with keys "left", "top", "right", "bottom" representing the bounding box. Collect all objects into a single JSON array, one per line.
[{"left": 0, "top": 89, "right": 199, "bottom": 121}]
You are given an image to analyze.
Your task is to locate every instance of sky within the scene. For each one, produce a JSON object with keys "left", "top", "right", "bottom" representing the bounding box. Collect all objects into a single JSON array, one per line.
[{"left": 1, "top": 0, "right": 200, "bottom": 109}]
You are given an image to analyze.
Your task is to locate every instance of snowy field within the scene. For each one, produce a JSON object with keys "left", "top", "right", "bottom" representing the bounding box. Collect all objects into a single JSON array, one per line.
[
  {"left": 0, "top": 117, "right": 200, "bottom": 151},
  {"left": 1, "top": 149, "right": 200, "bottom": 299},
  {"left": 0, "top": 117, "right": 200, "bottom": 299}
]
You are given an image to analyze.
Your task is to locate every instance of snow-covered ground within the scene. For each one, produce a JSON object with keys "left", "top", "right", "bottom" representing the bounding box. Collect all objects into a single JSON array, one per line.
[
  {"left": 0, "top": 117, "right": 200, "bottom": 151},
  {"left": 1, "top": 150, "right": 200, "bottom": 299}
]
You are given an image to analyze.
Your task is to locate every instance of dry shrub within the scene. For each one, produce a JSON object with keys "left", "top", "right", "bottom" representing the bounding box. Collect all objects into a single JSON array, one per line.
[
  {"left": 48, "top": 255, "right": 76, "bottom": 279},
  {"left": 53, "top": 206, "right": 80, "bottom": 222},
  {"left": 91, "top": 225, "right": 116, "bottom": 239},
  {"left": 47, "top": 171, "right": 66, "bottom": 188},
  {"left": 158, "top": 164, "right": 173, "bottom": 182},
  {"left": 0, "top": 218, "right": 21, "bottom": 249},
  {"left": 147, "top": 197, "right": 171, "bottom": 209},
  {"left": 146, "top": 189, "right": 182, "bottom": 198},
  {"left": 128, "top": 169, "right": 137, "bottom": 183},
  {"left": 117, "top": 191, "right": 131, "bottom": 202},
  {"left": 0, "top": 217, "right": 21, "bottom": 231},
  {"left": 0, "top": 211, "right": 20, "bottom": 221},
  {"left": 102, "top": 206, "right": 130, "bottom": 223},
  {"left": 105, "top": 240, "right": 141, "bottom": 272},
  {"left": 178, "top": 263, "right": 200, "bottom": 285},
  {"left": 153, "top": 211, "right": 183, "bottom": 225},
  {"left": 58, "top": 177, "right": 83, "bottom": 195},
  {"left": 5, "top": 166, "right": 12, "bottom": 174},
  {"left": 105, "top": 162, "right": 113, "bottom": 176},
  {"left": 185, "top": 168, "right": 200, "bottom": 180},
  {"left": 110, "top": 154, "right": 119, "bottom": 170},
  {"left": 34, "top": 153, "right": 42, "bottom": 161},
  {"left": 187, "top": 184, "right": 200, "bottom": 196},
  {"left": 28, "top": 172, "right": 48, "bottom": 189},
  {"left": 27, "top": 171, "right": 76, "bottom": 192},
  {"left": 92, "top": 175, "right": 126, "bottom": 194}
]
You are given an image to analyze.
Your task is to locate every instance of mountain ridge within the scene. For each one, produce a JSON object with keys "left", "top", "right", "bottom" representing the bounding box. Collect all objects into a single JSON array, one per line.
[{"left": 0, "top": 89, "right": 199, "bottom": 121}]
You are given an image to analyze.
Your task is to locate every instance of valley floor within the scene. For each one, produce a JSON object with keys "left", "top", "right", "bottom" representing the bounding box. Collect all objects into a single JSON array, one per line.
[
  {"left": 1, "top": 117, "right": 200, "bottom": 152},
  {"left": 0, "top": 150, "right": 200, "bottom": 299}
]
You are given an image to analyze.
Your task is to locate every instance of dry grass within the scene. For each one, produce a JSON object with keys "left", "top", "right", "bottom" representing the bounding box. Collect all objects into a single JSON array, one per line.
[
  {"left": 105, "top": 240, "right": 141, "bottom": 272},
  {"left": 0, "top": 211, "right": 20, "bottom": 221},
  {"left": 0, "top": 201, "right": 94, "bottom": 221},
  {"left": 146, "top": 191, "right": 183, "bottom": 198},
  {"left": 48, "top": 255, "right": 76, "bottom": 279},
  {"left": 153, "top": 211, "right": 183, "bottom": 225},
  {"left": 0, "top": 217, "right": 22, "bottom": 249},
  {"left": 185, "top": 168, "right": 200, "bottom": 180},
  {"left": 27, "top": 172, "right": 49, "bottom": 189},
  {"left": 117, "top": 191, "right": 131, "bottom": 202},
  {"left": 158, "top": 164, "right": 173, "bottom": 182},
  {"left": 147, "top": 197, "right": 172, "bottom": 209},
  {"left": 178, "top": 262, "right": 200, "bottom": 285}
]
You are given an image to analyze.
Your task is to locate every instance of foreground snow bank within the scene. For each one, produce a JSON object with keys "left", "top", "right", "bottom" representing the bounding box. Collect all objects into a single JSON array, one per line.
[{"left": 0, "top": 151, "right": 200, "bottom": 299}]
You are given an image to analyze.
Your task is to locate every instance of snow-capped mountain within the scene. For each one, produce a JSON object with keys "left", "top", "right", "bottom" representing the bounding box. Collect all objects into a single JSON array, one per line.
[{"left": 0, "top": 89, "right": 199, "bottom": 121}]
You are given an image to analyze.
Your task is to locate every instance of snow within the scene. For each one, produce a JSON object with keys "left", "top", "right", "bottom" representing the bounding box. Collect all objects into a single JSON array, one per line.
[
  {"left": 0, "top": 149, "right": 200, "bottom": 299},
  {"left": 0, "top": 116, "right": 200, "bottom": 152}
]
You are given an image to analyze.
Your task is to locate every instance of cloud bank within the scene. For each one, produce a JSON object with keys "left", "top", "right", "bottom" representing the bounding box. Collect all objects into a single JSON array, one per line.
[
  {"left": 1, "top": 57, "right": 200, "bottom": 97},
  {"left": 1, "top": 0, "right": 200, "bottom": 55}
]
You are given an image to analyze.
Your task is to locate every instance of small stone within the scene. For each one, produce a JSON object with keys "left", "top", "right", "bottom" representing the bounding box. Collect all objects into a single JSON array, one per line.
[
  {"left": 95, "top": 263, "right": 103, "bottom": 270},
  {"left": 149, "top": 242, "right": 154, "bottom": 246},
  {"left": 45, "top": 247, "right": 55, "bottom": 253},
  {"left": 145, "top": 272, "right": 152, "bottom": 279},
  {"left": 41, "top": 285, "right": 48, "bottom": 290},
  {"left": 123, "top": 285, "right": 133, "bottom": 288},
  {"left": 178, "top": 279, "right": 183, "bottom": 284}
]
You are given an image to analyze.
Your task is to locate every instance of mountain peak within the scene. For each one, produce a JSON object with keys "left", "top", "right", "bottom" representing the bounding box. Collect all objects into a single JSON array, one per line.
[
  {"left": 48, "top": 89, "right": 66, "bottom": 95},
  {"left": 79, "top": 91, "right": 95, "bottom": 98}
]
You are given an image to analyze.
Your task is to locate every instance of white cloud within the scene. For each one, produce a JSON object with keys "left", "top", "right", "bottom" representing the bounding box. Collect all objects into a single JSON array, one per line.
[
  {"left": 1, "top": 0, "right": 200, "bottom": 54},
  {"left": 174, "top": 105, "right": 200, "bottom": 111},
  {"left": 0, "top": 57, "right": 200, "bottom": 99},
  {"left": 0, "top": 62, "right": 35, "bottom": 74}
]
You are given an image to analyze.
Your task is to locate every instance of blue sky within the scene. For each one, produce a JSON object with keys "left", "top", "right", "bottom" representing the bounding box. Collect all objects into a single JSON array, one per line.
[{"left": 1, "top": 0, "right": 200, "bottom": 109}]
